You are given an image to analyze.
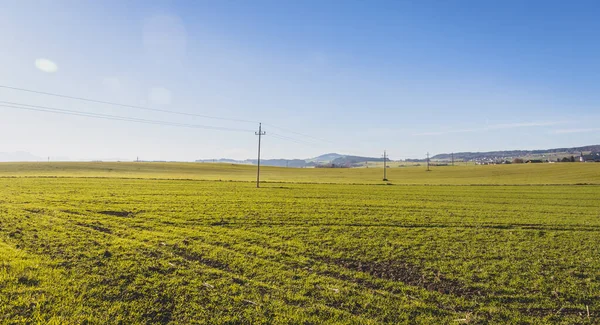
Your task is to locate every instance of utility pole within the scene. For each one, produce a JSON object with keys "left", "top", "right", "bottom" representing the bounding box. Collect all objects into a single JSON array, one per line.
[
  {"left": 286, "top": 160, "right": 289, "bottom": 168},
  {"left": 255, "top": 123, "right": 266, "bottom": 188},
  {"left": 382, "top": 150, "right": 388, "bottom": 181},
  {"left": 426, "top": 152, "right": 430, "bottom": 171},
  {"left": 451, "top": 152, "right": 454, "bottom": 166}
]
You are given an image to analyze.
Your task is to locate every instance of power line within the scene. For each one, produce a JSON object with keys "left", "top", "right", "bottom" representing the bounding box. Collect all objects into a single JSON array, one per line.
[
  {"left": 0, "top": 85, "right": 336, "bottom": 145},
  {"left": 4, "top": 99, "right": 416, "bottom": 168},
  {"left": 269, "top": 132, "right": 320, "bottom": 146},
  {"left": 0, "top": 87, "right": 407, "bottom": 170},
  {"left": 270, "top": 134, "right": 310, "bottom": 145},
  {"left": 0, "top": 101, "right": 255, "bottom": 133},
  {"left": 263, "top": 123, "right": 334, "bottom": 144},
  {"left": 0, "top": 85, "right": 258, "bottom": 124},
  {"left": 1, "top": 85, "right": 405, "bottom": 159},
  {"left": 0, "top": 99, "right": 325, "bottom": 145}
]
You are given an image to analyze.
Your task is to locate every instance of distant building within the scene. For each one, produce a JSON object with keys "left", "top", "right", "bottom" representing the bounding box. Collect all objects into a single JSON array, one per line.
[
  {"left": 582, "top": 152, "right": 600, "bottom": 162},
  {"left": 580, "top": 152, "right": 585, "bottom": 162}
]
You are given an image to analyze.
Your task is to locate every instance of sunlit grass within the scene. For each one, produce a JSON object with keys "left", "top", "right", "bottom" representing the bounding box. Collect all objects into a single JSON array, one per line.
[
  {"left": 0, "top": 161, "right": 598, "bottom": 184},
  {"left": 1, "top": 164, "right": 598, "bottom": 323}
]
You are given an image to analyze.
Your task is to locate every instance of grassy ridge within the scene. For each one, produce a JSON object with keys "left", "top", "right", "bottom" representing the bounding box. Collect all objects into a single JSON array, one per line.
[
  {"left": 0, "top": 161, "right": 599, "bottom": 184},
  {"left": 1, "top": 165, "right": 599, "bottom": 323}
]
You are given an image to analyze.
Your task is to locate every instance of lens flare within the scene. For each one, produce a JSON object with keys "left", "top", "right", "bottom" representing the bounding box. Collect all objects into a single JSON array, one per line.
[{"left": 34, "top": 58, "right": 58, "bottom": 73}]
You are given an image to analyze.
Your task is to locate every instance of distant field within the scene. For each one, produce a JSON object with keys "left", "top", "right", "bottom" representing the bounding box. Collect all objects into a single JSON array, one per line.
[
  {"left": 1, "top": 163, "right": 599, "bottom": 323},
  {"left": 0, "top": 161, "right": 599, "bottom": 184}
]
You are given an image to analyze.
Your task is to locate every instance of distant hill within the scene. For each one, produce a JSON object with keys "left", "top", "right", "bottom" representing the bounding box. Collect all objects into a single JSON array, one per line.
[
  {"left": 306, "top": 153, "right": 346, "bottom": 163},
  {"left": 196, "top": 153, "right": 382, "bottom": 167},
  {"left": 244, "top": 159, "right": 312, "bottom": 168},
  {"left": 196, "top": 158, "right": 252, "bottom": 164},
  {"left": 331, "top": 155, "right": 384, "bottom": 165},
  {"left": 432, "top": 145, "right": 600, "bottom": 161},
  {"left": 196, "top": 145, "right": 600, "bottom": 167},
  {"left": 308, "top": 153, "right": 383, "bottom": 165}
]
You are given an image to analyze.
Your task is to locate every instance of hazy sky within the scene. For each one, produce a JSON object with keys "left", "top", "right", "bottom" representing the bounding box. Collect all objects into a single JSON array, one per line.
[{"left": 1, "top": 0, "right": 599, "bottom": 161}]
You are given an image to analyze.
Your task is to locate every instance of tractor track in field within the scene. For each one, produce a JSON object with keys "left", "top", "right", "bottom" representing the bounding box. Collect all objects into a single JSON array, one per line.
[{"left": 315, "top": 256, "right": 487, "bottom": 299}]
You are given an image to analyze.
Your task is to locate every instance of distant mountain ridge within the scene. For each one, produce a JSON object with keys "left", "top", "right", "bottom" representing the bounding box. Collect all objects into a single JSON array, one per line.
[
  {"left": 196, "top": 153, "right": 382, "bottom": 167},
  {"left": 306, "top": 153, "right": 346, "bottom": 163},
  {"left": 432, "top": 145, "right": 600, "bottom": 161},
  {"left": 197, "top": 145, "right": 600, "bottom": 166}
]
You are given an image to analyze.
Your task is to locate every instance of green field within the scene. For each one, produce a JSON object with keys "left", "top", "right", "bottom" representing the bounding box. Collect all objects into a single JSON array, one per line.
[
  {"left": 1, "top": 161, "right": 599, "bottom": 184},
  {"left": 1, "top": 162, "right": 599, "bottom": 324}
]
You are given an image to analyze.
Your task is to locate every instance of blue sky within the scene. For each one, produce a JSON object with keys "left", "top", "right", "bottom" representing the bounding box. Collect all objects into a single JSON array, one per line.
[{"left": 0, "top": 0, "right": 599, "bottom": 161}]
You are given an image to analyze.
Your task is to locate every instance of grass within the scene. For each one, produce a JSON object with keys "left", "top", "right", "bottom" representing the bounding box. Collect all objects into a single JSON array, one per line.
[
  {"left": 1, "top": 162, "right": 599, "bottom": 324},
  {"left": 0, "top": 161, "right": 599, "bottom": 184}
]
